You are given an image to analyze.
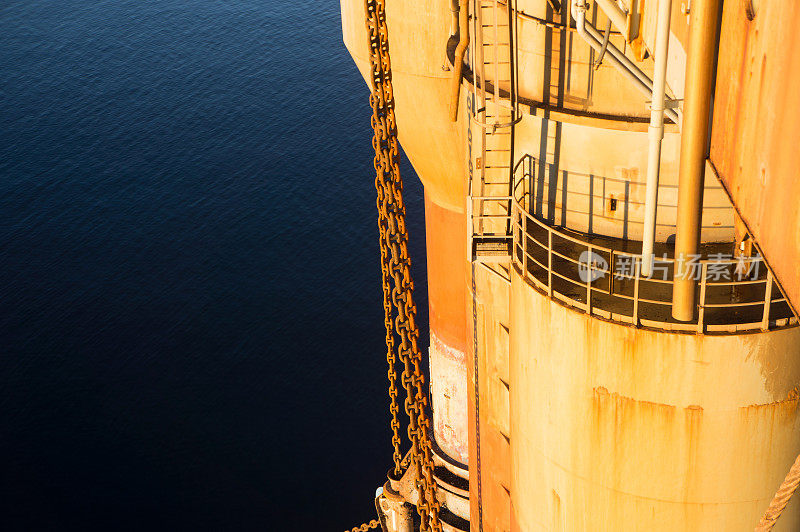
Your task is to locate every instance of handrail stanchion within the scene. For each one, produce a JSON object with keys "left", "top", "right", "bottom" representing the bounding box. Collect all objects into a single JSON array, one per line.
[
  {"left": 609, "top": 251, "right": 614, "bottom": 296},
  {"left": 586, "top": 245, "right": 593, "bottom": 313},
  {"left": 524, "top": 156, "right": 529, "bottom": 205},
  {"left": 762, "top": 267, "right": 773, "bottom": 331},
  {"left": 633, "top": 257, "right": 640, "bottom": 326},
  {"left": 523, "top": 210, "right": 528, "bottom": 275},
  {"left": 547, "top": 228, "right": 553, "bottom": 297},
  {"left": 697, "top": 262, "right": 708, "bottom": 334},
  {"left": 510, "top": 202, "right": 515, "bottom": 260},
  {"left": 515, "top": 205, "right": 522, "bottom": 265}
]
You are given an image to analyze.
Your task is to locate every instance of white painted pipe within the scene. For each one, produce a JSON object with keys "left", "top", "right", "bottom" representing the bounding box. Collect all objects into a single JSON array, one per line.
[
  {"left": 582, "top": 21, "right": 680, "bottom": 124},
  {"left": 640, "top": 0, "right": 672, "bottom": 277},
  {"left": 582, "top": 22, "right": 649, "bottom": 90},
  {"left": 594, "top": 0, "right": 628, "bottom": 35},
  {"left": 571, "top": 1, "right": 678, "bottom": 123}
]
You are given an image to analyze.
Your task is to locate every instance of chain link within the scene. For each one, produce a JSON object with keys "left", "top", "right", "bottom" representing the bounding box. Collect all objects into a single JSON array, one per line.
[
  {"left": 345, "top": 519, "right": 380, "bottom": 532},
  {"left": 363, "top": 0, "right": 441, "bottom": 529},
  {"left": 378, "top": 130, "right": 403, "bottom": 476}
]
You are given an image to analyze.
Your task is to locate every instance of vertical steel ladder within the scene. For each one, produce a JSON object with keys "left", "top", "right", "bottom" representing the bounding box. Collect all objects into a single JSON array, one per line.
[{"left": 468, "top": 0, "right": 521, "bottom": 263}]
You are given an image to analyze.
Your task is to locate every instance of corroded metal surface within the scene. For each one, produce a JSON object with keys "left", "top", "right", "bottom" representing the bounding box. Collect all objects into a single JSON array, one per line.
[
  {"left": 341, "top": 0, "right": 800, "bottom": 529},
  {"left": 425, "top": 195, "right": 471, "bottom": 466},
  {"left": 430, "top": 331, "right": 469, "bottom": 464},
  {"left": 509, "top": 268, "right": 800, "bottom": 531},
  {"left": 710, "top": 1, "right": 800, "bottom": 315},
  {"left": 342, "top": 0, "right": 468, "bottom": 211},
  {"left": 469, "top": 261, "right": 513, "bottom": 532}
]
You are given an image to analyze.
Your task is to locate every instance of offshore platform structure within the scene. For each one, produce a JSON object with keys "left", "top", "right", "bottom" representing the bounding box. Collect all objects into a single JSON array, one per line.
[{"left": 343, "top": 0, "right": 800, "bottom": 530}]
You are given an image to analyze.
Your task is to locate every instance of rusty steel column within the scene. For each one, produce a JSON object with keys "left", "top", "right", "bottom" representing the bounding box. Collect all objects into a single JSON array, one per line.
[{"left": 672, "top": 0, "right": 722, "bottom": 322}]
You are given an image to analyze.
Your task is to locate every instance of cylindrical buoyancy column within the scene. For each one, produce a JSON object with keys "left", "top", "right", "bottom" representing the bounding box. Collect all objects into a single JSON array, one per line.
[{"left": 509, "top": 267, "right": 800, "bottom": 531}]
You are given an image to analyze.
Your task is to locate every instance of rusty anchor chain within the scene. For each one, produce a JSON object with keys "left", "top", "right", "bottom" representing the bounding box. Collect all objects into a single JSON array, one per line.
[
  {"left": 363, "top": 0, "right": 442, "bottom": 529},
  {"left": 345, "top": 519, "right": 381, "bottom": 532}
]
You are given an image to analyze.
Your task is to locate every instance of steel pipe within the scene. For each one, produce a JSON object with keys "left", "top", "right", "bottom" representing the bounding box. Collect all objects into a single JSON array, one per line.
[
  {"left": 594, "top": 0, "right": 628, "bottom": 34},
  {"left": 672, "top": 0, "right": 722, "bottom": 321},
  {"left": 594, "top": 19, "right": 612, "bottom": 68},
  {"left": 449, "top": 0, "right": 460, "bottom": 36},
  {"left": 640, "top": 0, "right": 672, "bottom": 277},
  {"left": 449, "top": 0, "right": 470, "bottom": 122},
  {"left": 572, "top": 0, "right": 678, "bottom": 123}
]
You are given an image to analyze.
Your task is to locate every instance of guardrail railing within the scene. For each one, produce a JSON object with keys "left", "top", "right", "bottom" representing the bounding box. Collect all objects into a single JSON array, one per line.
[
  {"left": 467, "top": 194, "right": 513, "bottom": 262},
  {"left": 510, "top": 155, "right": 797, "bottom": 333}
]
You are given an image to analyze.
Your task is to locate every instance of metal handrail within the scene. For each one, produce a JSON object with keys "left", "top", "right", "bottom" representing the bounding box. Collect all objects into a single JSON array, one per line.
[
  {"left": 516, "top": 154, "right": 733, "bottom": 233},
  {"left": 510, "top": 155, "right": 798, "bottom": 334}
]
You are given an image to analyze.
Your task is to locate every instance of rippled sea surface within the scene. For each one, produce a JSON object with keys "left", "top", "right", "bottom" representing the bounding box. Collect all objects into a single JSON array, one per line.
[{"left": 0, "top": 1, "right": 427, "bottom": 529}]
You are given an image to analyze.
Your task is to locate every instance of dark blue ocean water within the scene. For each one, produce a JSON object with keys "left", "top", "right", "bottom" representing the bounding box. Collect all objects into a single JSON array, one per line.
[{"left": 0, "top": 1, "right": 428, "bottom": 529}]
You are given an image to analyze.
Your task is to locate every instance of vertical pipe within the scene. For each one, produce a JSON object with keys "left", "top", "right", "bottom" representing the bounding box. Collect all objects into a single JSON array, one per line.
[
  {"left": 506, "top": 0, "right": 517, "bottom": 234},
  {"left": 672, "top": 0, "right": 721, "bottom": 321},
  {"left": 640, "top": 0, "right": 672, "bottom": 277},
  {"left": 449, "top": 0, "right": 470, "bottom": 122},
  {"left": 449, "top": 0, "right": 460, "bottom": 36}
]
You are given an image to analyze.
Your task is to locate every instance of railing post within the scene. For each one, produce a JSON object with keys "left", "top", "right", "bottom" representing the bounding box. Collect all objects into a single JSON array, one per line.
[
  {"left": 609, "top": 251, "right": 614, "bottom": 296},
  {"left": 633, "top": 257, "right": 640, "bottom": 326},
  {"left": 586, "top": 245, "right": 593, "bottom": 313},
  {"left": 524, "top": 155, "right": 529, "bottom": 206},
  {"left": 762, "top": 267, "right": 773, "bottom": 331},
  {"left": 547, "top": 228, "right": 553, "bottom": 297},
  {"left": 697, "top": 262, "right": 708, "bottom": 334},
  {"left": 513, "top": 202, "right": 518, "bottom": 260},
  {"left": 523, "top": 210, "right": 528, "bottom": 276}
]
